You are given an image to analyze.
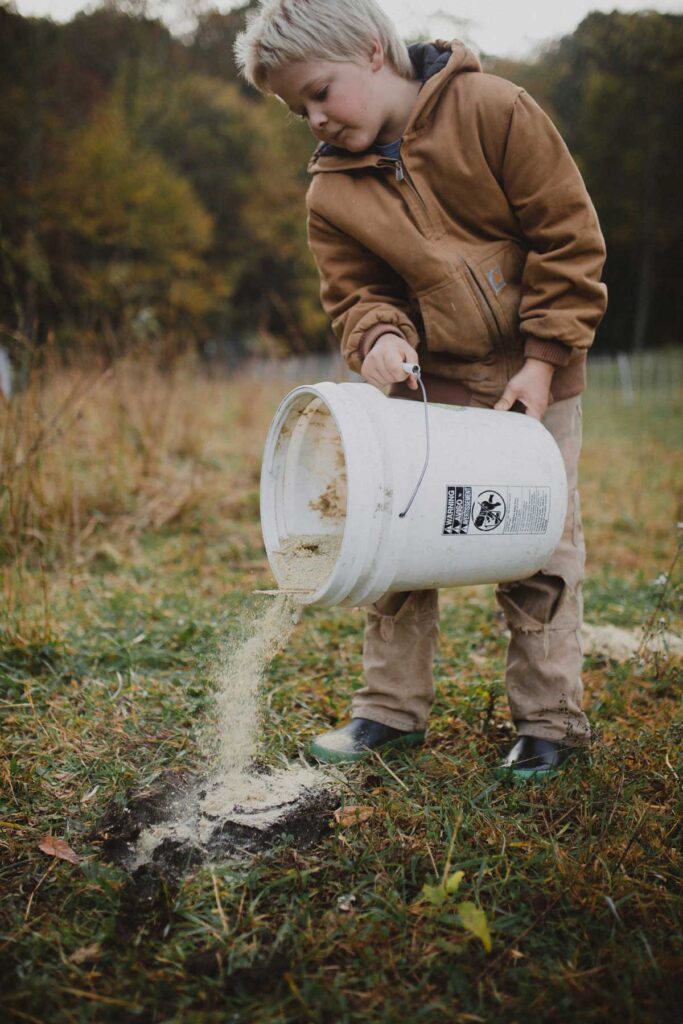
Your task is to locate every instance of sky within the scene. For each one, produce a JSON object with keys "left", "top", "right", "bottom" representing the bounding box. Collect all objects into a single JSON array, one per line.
[{"left": 8, "top": 0, "right": 683, "bottom": 58}]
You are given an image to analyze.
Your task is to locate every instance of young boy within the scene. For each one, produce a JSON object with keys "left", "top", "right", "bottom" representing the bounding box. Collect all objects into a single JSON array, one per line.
[{"left": 235, "top": 0, "right": 607, "bottom": 777}]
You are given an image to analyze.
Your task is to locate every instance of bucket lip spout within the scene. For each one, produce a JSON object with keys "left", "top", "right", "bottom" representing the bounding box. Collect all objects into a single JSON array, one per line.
[{"left": 260, "top": 381, "right": 389, "bottom": 607}]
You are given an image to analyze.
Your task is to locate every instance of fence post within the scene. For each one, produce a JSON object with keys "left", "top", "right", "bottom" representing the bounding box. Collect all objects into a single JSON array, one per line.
[
  {"left": 617, "top": 352, "right": 635, "bottom": 405},
  {"left": 0, "top": 345, "right": 11, "bottom": 399}
]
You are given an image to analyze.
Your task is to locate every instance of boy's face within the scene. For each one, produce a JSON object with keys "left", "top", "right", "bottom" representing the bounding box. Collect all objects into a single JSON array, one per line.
[{"left": 268, "top": 45, "right": 394, "bottom": 152}]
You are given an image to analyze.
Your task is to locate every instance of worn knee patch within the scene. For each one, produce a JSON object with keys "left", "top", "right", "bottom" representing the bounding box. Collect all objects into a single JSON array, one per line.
[{"left": 497, "top": 572, "right": 578, "bottom": 633}]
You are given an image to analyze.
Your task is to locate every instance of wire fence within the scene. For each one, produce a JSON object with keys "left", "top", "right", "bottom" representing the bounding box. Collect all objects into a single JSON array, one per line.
[
  {"left": 240, "top": 351, "right": 359, "bottom": 384},
  {"left": 239, "top": 347, "right": 683, "bottom": 402},
  {"left": 585, "top": 349, "right": 682, "bottom": 404},
  {"left": 2, "top": 344, "right": 680, "bottom": 411}
]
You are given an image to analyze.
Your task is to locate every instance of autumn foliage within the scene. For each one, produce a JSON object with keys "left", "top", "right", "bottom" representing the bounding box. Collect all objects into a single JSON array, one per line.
[{"left": 0, "top": 2, "right": 680, "bottom": 358}]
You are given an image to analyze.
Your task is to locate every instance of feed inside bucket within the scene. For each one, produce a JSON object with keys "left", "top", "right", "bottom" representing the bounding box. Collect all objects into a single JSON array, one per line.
[
  {"left": 265, "top": 394, "right": 347, "bottom": 595},
  {"left": 261, "top": 383, "right": 568, "bottom": 608}
]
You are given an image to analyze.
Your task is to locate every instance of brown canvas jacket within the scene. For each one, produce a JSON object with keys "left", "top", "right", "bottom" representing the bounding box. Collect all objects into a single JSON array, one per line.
[{"left": 305, "top": 40, "right": 608, "bottom": 405}]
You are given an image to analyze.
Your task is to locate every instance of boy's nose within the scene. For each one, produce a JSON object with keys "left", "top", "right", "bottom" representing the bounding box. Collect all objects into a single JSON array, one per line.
[{"left": 309, "top": 110, "right": 328, "bottom": 130}]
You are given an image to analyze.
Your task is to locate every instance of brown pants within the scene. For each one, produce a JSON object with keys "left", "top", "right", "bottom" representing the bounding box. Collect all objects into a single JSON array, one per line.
[{"left": 354, "top": 396, "right": 590, "bottom": 746}]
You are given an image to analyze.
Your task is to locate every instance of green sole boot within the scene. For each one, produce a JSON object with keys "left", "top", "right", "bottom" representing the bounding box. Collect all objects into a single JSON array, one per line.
[
  {"left": 309, "top": 717, "right": 425, "bottom": 765},
  {"left": 495, "top": 735, "right": 581, "bottom": 781}
]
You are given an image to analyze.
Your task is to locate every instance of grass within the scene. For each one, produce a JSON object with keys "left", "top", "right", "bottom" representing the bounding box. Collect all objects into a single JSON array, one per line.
[{"left": 1, "top": 350, "right": 681, "bottom": 1023}]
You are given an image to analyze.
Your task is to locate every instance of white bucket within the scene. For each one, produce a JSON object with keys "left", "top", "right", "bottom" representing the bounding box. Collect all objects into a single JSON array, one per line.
[{"left": 260, "top": 383, "right": 567, "bottom": 608}]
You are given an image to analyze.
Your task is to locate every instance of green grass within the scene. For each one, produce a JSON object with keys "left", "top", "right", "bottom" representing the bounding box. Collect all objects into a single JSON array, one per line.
[{"left": 1, "top": 366, "right": 682, "bottom": 1023}]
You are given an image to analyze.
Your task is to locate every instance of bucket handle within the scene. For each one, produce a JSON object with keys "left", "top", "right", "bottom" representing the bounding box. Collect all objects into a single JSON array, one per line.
[{"left": 397, "top": 363, "right": 430, "bottom": 519}]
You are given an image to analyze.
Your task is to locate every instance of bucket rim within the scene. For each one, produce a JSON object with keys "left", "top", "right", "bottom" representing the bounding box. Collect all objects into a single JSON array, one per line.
[{"left": 259, "top": 381, "right": 389, "bottom": 606}]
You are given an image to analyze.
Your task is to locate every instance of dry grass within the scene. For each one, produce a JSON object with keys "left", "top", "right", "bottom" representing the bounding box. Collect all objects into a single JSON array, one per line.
[
  {"left": 1, "top": 350, "right": 289, "bottom": 637},
  {"left": 2, "top": 349, "right": 680, "bottom": 569},
  {"left": 1, "top": 349, "right": 253, "bottom": 561}
]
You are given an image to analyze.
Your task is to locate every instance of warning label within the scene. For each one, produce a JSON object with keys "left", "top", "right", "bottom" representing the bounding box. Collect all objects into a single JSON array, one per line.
[
  {"left": 443, "top": 485, "right": 551, "bottom": 536},
  {"left": 443, "top": 485, "right": 472, "bottom": 534}
]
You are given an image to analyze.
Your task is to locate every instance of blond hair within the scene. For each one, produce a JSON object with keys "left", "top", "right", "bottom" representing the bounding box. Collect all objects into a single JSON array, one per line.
[{"left": 234, "top": 0, "right": 414, "bottom": 92}]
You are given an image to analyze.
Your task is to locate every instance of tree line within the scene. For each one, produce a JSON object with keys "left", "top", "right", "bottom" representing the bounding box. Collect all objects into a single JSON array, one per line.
[{"left": 0, "top": 2, "right": 680, "bottom": 361}]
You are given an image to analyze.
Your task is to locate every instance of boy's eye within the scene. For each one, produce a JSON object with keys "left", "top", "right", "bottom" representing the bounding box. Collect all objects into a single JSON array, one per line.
[{"left": 291, "top": 85, "right": 328, "bottom": 120}]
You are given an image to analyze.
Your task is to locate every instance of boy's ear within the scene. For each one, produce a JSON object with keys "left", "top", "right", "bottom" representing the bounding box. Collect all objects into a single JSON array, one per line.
[{"left": 369, "top": 38, "right": 385, "bottom": 71}]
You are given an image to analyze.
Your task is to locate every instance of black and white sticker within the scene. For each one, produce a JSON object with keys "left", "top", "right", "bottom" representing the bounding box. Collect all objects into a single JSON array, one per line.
[{"left": 443, "top": 485, "right": 550, "bottom": 535}]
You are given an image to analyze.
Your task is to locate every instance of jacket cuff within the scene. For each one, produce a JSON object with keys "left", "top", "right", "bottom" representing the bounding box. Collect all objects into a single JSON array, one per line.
[
  {"left": 343, "top": 308, "right": 419, "bottom": 373},
  {"left": 359, "top": 322, "right": 407, "bottom": 360},
  {"left": 524, "top": 338, "right": 573, "bottom": 368}
]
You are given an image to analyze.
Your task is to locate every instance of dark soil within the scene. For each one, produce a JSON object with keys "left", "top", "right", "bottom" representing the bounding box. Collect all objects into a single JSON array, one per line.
[{"left": 95, "top": 768, "right": 339, "bottom": 879}]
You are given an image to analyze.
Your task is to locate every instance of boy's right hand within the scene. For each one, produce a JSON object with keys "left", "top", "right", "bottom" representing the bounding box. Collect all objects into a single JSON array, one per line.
[{"left": 361, "top": 333, "right": 420, "bottom": 390}]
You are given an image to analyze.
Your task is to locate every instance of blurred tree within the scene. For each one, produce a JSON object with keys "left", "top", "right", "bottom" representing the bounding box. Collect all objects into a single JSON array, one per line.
[
  {"left": 0, "top": 3, "right": 189, "bottom": 345},
  {"left": 188, "top": 3, "right": 258, "bottom": 88},
  {"left": 487, "top": 12, "right": 683, "bottom": 351},
  {"left": 48, "top": 100, "right": 218, "bottom": 341},
  {"left": 132, "top": 66, "right": 328, "bottom": 354},
  {"left": 0, "top": 6, "right": 60, "bottom": 343},
  {"left": 233, "top": 98, "right": 329, "bottom": 354},
  {"left": 2, "top": 4, "right": 678, "bottom": 357},
  {"left": 549, "top": 12, "right": 682, "bottom": 350},
  {"left": 54, "top": 6, "right": 184, "bottom": 128},
  {"left": 0, "top": 1, "right": 327, "bottom": 358},
  {"left": 135, "top": 74, "right": 254, "bottom": 346}
]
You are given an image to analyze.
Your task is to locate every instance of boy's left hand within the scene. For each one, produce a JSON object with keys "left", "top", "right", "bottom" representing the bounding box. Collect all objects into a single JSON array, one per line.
[{"left": 494, "top": 358, "right": 555, "bottom": 420}]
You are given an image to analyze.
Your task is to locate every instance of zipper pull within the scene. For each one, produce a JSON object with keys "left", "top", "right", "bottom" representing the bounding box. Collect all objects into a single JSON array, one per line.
[{"left": 394, "top": 160, "right": 404, "bottom": 182}]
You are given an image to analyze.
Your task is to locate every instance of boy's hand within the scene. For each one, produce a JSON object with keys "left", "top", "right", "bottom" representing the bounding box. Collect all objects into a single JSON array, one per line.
[
  {"left": 361, "top": 333, "right": 420, "bottom": 390},
  {"left": 494, "top": 358, "right": 554, "bottom": 420}
]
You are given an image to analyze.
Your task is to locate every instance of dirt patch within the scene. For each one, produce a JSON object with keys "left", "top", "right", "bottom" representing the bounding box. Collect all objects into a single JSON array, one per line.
[
  {"left": 94, "top": 597, "right": 343, "bottom": 880},
  {"left": 113, "top": 863, "right": 179, "bottom": 942},
  {"left": 582, "top": 622, "right": 683, "bottom": 662},
  {"left": 309, "top": 480, "right": 346, "bottom": 520},
  {"left": 299, "top": 401, "right": 330, "bottom": 426},
  {"left": 97, "top": 765, "right": 340, "bottom": 878}
]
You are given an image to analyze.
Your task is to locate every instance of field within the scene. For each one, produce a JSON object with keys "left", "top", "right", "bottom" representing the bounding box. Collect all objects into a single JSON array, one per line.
[{"left": 1, "top": 350, "right": 681, "bottom": 1023}]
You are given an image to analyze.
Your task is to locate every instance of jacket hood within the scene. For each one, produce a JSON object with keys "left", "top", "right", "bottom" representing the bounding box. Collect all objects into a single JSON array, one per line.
[
  {"left": 309, "top": 39, "right": 481, "bottom": 171},
  {"left": 407, "top": 38, "right": 478, "bottom": 81}
]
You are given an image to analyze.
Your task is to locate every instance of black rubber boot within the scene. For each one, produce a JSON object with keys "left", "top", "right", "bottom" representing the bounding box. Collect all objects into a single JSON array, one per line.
[
  {"left": 309, "top": 717, "right": 425, "bottom": 765},
  {"left": 495, "top": 735, "right": 580, "bottom": 780}
]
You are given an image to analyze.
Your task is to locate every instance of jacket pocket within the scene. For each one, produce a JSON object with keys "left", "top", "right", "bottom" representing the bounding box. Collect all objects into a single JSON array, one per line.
[
  {"left": 417, "top": 271, "right": 497, "bottom": 361},
  {"left": 466, "top": 242, "right": 526, "bottom": 347}
]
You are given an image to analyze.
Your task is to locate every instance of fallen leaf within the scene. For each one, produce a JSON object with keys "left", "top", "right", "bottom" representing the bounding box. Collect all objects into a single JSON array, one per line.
[
  {"left": 69, "top": 942, "right": 102, "bottom": 964},
  {"left": 457, "top": 901, "right": 492, "bottom": 953},
  {"left": 38, "top": 836, "right": 80, "bottom": 864},
  {"left": 334, "top": 805, "right": 373, "bottom": 827}
]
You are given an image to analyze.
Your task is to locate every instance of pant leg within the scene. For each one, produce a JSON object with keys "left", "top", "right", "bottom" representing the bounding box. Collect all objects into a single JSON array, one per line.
[
  {"left": 495, "top": 396, "right": 590, "bottom": 746},
  {"left": 354, "top": 589, "right": 439, "bottom": 731}
]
